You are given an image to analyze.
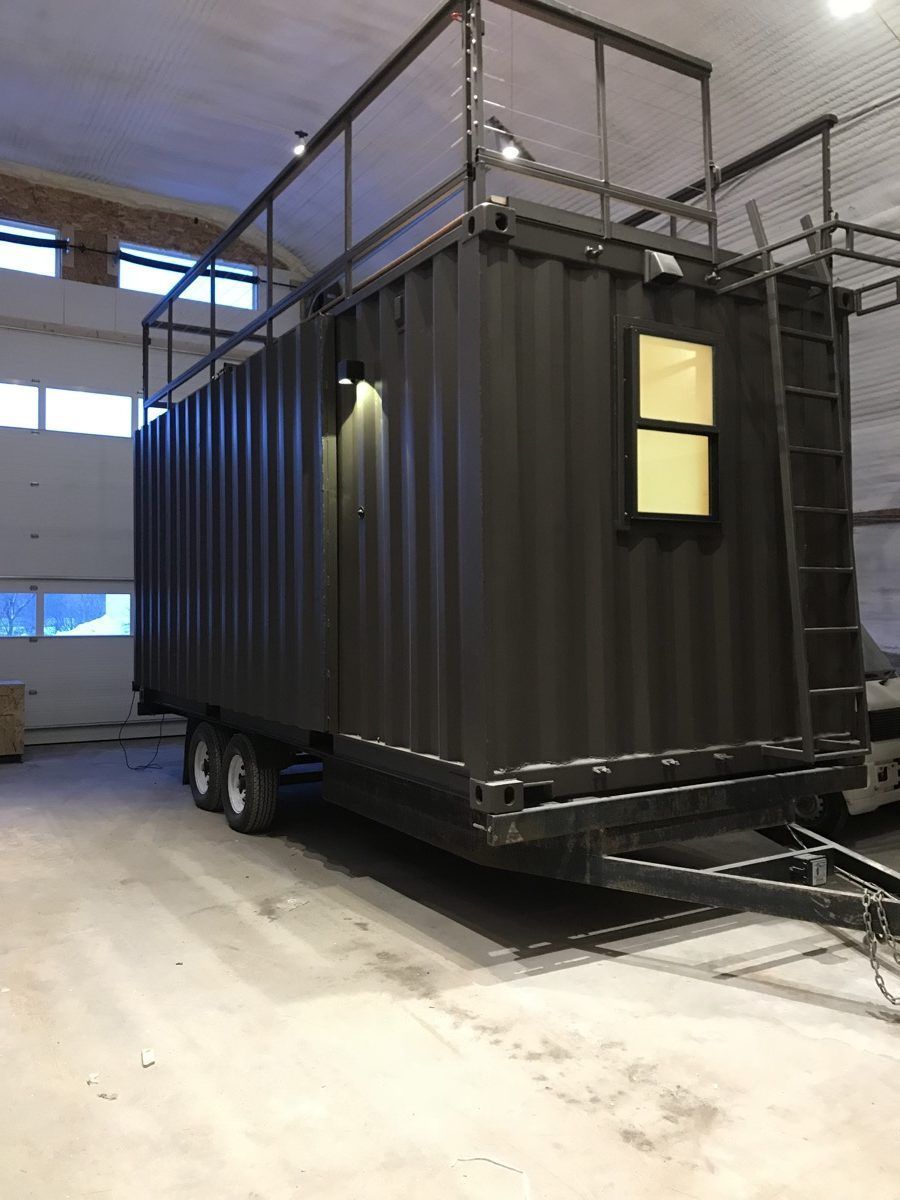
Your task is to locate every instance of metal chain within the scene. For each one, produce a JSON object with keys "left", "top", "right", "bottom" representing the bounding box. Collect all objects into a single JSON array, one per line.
[
  {"left": 781, "top": 825, "right": 900, "bottom": 1004},
  {"left": 862, "top": 889, "right": 900, "bottom": 1006}
]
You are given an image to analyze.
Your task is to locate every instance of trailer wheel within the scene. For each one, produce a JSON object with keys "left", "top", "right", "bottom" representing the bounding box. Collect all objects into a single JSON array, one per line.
[
  {"left": 188, "top": 722, "right": 227, "bottom": 812},
  {"left": 221, "top": 734, "right": 279, "bottom": 834},
  {"left": 792, "top": 792, "right": 848, "bottom": 838}
]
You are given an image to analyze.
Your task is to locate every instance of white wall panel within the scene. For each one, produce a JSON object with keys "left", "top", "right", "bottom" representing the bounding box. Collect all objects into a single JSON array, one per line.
[
  {"left": 0, "top": 636, "right": 184, "bottom": 743},
  {"left": 1, "top": 635, "right": 134, "bottom": 729},
  {"left": 0, "top": 283, "right": 203, "bottom": 739},
  {"left": 0, "top": 428, "right": 133, "bottom": 578}
]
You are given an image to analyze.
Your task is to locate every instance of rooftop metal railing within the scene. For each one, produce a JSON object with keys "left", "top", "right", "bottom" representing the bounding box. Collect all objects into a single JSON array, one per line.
[
  {"left": 141, "top": 0, "right": 718, "bottom": 410},
  {"left": 697, "top": 109, "right": 900, "bottom": 314},
  {"left": 719, "top": 220, "right": 900, "bottom": 307}
]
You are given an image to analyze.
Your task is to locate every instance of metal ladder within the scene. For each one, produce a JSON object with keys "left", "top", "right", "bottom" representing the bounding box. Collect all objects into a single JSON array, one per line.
[{"left": 748, "top": 202, "right": 868, "bottom": 763}]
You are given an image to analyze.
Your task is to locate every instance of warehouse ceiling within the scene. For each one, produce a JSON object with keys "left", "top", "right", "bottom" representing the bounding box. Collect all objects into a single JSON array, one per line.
[{"left": 2, "top": 0, "right": 900, "bottom": 505}]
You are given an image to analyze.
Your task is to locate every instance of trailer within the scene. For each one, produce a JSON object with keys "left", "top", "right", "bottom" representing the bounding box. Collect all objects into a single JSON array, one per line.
[{"left": 134, "top": 0, "right": 900, "bottom": 962}]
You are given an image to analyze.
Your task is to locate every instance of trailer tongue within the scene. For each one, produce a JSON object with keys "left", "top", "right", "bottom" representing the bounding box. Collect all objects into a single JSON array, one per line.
[
  {"left": 583, "top": 832, "right": 900, "bottom": 936},
  {"left": 595, "top": 830, "right": 900, "bottom": 1004}
]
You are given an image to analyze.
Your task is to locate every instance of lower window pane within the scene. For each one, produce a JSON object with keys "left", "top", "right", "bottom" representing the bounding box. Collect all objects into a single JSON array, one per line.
[
  {"left": 637, "top": 428, "right": 710, "bottom": 517},
  {"left": 45, "top": 388, "right": 132, "bottom": 438},
  {"left": 0, "top": 592, "right": 37, "bottom": 637},
  {"left": 44, "top": 593, "right": 131, "bottom": 636},
  {"left": 0, "top": 382, "right": 39, "bottom": 429}
]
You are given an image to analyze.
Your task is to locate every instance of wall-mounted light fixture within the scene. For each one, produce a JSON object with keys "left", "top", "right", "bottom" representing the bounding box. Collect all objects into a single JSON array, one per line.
[
  {"left": 293, "top": 129, "right": 309, "bottom": 157},
  {"left": 337, "top": 359, "right": 366, "bottom": 385}
]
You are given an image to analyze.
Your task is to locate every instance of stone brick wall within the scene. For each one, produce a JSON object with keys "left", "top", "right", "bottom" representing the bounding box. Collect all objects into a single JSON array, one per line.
[{"left": 0, "top": 170, "right": 288, "bottom": 287}]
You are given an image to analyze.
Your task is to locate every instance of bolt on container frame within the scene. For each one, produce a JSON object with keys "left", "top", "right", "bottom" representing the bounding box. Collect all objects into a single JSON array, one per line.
[{"left": 134, "top": 0, "right": 900, "bottom": 934}]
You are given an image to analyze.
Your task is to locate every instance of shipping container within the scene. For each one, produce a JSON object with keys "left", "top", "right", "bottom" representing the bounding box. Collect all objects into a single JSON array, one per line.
[{"left": 133, "top": 0, "right": 900, "bottom": 933}]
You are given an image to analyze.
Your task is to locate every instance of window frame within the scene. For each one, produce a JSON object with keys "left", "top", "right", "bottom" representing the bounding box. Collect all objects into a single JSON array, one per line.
[
  {"left": 624, "top": 319, "right": 720, "bottom": 525},
  {"left": 0, "top": 588, "right": 38, "bottom": 638},
  {"left": 0, "top": 378, "right": 160, "bottom": 439},
  {"left": 0, "top": 217, "right": 61, "bottom": 278},
  {"left": 0, "top": 377, "right": 41, "bottom": 430},
  {"left": 0, "top": 581, "right": 134, "bottom": 640},
  {"left": 42, "top": 589, "right": 133, "bottom": 638},
  {"left": 117, "top": 241, "right": 258, "bottom": 310},
  {"left": 44, "top": 384, "right": 134, "bottom": 439}
]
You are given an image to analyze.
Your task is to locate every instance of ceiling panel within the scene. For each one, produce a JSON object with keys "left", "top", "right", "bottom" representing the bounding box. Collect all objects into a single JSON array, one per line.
[{"left": 1, "top": 0, "right": 899, "bottom": 504}]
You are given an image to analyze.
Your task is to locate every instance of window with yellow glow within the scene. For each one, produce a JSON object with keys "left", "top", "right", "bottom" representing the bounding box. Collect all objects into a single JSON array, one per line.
[
  {"left": 632, "top": 331, "right": 716, "bottom": 520},
  {"left": 637, "top": 429, "right": 710, "bottom": 516},
  {"left": 639, "top": 336, "right": 713, "bottom": 426}
]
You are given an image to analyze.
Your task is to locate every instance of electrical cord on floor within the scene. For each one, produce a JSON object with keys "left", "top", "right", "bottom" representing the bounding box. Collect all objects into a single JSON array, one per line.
[{"left": 118, "top": 692, "right": 166, "bottom": 771}]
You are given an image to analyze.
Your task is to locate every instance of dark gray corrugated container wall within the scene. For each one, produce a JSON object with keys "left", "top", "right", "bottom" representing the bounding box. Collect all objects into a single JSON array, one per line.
[
  {"left": 135, "top": 204, "right": 856, "bottom": 804},
  {"left": 135, "top": 322, "right": 327, "bottom": 738}
]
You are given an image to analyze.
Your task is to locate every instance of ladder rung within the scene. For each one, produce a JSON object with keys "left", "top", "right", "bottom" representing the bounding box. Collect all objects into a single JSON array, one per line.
[
  {"left": 787, "top": 386, "right": 844, "bottom": 400},
  {"left": 785, "top": 385, "right": 839, "bottom": 401},
  {"left": 804, "top": 625, "right": 859, "bottom": 633},
  {"left": 762, "top": 741, "right": 863, "bottom": 762},
  {"left": 810, "top": 685, "right": 865, "bottom": 695},
  {"left": 794, "top": 505, "right": 848, "bottom": 515},
  {"left": 779, "top": 325, "right": 833, "bottom": 344},
  {"left": 813, "top": 749, "right": 867, "bottom": 761},
  {"left": 762, "top": 744, "right": 809, "bottom": 761},
  {"left": 789, "top": 444, "right": 843, "bottom": 457},
  {"left": 799, "top": 565, "right": 853, "bottom": 573}
]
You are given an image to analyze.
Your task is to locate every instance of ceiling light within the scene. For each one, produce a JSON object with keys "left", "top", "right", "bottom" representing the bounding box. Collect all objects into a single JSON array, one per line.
[
  {"left": 501, "top": 141, "right": 521, "bottom": 161},
  {"left": 293, "top": 129, "right": 308, "bottom": 157},
  {"left": 828, "top": 0, "right": 873, "bottom": 17}
]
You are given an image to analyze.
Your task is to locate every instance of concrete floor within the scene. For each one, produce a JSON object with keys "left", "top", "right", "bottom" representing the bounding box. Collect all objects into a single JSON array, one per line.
[{"left": 2, "top": 742, "right": 900, "bottom": 1200}]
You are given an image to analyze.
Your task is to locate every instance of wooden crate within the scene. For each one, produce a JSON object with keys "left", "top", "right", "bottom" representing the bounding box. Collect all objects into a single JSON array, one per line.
[{"left": 0, "top": 680, "right": 25, "bottom": 761}]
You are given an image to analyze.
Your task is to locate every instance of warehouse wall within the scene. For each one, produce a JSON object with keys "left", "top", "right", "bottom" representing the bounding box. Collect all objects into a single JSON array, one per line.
[
  {"left": 0, "top": 168, "right": 286, "bottom": 743},
  {"left": 0, "top": 279, "right": 194, "bottom": 742},
  {"left": 0, "top": 163, "right": 294, "bottom": 285}
]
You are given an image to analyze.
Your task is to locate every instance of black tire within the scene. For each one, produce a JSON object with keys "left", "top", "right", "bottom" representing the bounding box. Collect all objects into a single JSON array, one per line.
[
  {"left": 792, "top": 792, "right": 849, "bottom": 838},
  {"left": 221, "top": 733, "right": 279, "bottom": 834},
  {"left": 187, "top": 722, "right": 227, "bottom": 812}
]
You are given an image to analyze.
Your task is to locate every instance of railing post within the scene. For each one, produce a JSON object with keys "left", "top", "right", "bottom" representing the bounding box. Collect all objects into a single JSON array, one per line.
[
  {"left": 209, "top": 256, "right": 216, "bottom": 384},
  {"left": 821, "top": 125, "right": 833, "bottom": 252},
  {"left": 594, "top": 36, "right": 611, "bottom": 239},
  {"left": 464, "top": 0, "right": 485, "bottom": 210},
  {"left": 142, "top": 323, "right": 150, "bottom": 408},
  {"left": 700, "top": 75, "right": 718, "bottom": 272},
  {"left": 266, "top": 198, "right": 274, "bottom": 347},
  {"left": 344, "top": 121, "right": 353, "bottom": 296},
  {"left": 166, "top": 300, "right": 173, "bottom": 395}
]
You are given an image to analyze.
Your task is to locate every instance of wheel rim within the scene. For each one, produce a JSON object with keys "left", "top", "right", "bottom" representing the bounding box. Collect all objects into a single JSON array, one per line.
[
  {"left": 794, "top": 795, "right": 826, "bottom": 823},
  {"left": 227, "top": 753, "right": 246, "bottom": 815},
  {"left": 193, "top": 739, "right": 210, "bottom": 797}
]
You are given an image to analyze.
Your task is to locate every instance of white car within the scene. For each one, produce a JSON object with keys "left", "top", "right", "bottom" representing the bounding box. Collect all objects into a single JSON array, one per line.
[{"left": 794, "top": 629, "right": 900, "bottom": 835}]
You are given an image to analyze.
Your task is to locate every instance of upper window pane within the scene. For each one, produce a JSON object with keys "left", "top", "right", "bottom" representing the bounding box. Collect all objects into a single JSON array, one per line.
[
  {"left": 44, "top": 593, "right": 131, "bottom": 637},
  {"left": 0, "top": 381, "right": 39, "bottom": 430},
  {"left": 45, "top": 388, "right": 132, "bottom": 438},
  {"left": 0, "top": 592, "right": 36, "bottom": 637},
  {"left": 639, "top": 335, "right": 713, "bottom": 426},
  {"left": 0, "top": 220, "right": 59, "bottom": 277},
  {"left": 119, "top": 244, "right": 256, "bottom": 310},
  {"left": 637, "top": 428, "right": 710, "bottom": 517}
]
